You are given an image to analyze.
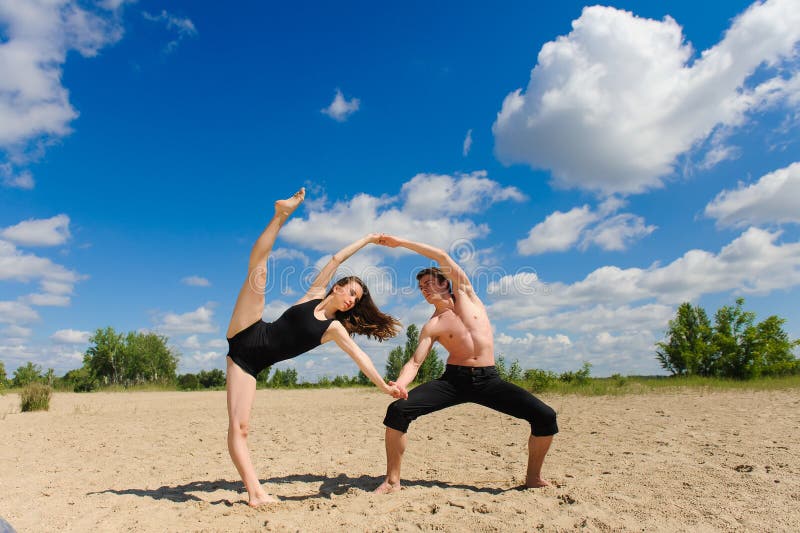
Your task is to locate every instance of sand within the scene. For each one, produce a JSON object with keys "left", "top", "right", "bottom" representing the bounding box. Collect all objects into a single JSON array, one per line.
[{"left": 0, "top": 387, "right": 798, "bottom": 532}]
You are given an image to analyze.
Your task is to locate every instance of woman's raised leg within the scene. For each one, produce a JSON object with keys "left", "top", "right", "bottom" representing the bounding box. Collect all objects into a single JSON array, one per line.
[
  {"left": 226, "top": 188, "right": 305, "bottom": 339},
  {"left": 226, "top": 356, "right": 276, "bottom": 506}
]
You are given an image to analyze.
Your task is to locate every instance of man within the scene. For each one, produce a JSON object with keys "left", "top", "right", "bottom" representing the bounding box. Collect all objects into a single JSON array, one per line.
[{"left": 374, "top": 234, "right": 558, "bottom": 494}]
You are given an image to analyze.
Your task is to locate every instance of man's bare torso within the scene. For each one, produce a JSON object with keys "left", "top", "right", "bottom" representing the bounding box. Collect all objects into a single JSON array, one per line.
[{"left": 426, "top": 287, "right": 495, "bottom": 367}]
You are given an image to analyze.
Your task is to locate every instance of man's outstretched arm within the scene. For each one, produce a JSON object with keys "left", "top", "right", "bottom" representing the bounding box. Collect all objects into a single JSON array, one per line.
[
  {"left": 393, "top": 324, "right": 436, "bottom": 390},
  {"left": 378, "top": 235, "right": 472, "bottom": 293}
]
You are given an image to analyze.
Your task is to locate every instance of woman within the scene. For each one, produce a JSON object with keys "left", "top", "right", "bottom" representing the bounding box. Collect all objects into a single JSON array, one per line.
[{"left": 225, "top": 187, "right": 406, "bottom": 507}]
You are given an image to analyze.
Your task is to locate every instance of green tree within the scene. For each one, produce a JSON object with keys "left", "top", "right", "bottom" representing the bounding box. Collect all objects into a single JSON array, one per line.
[
  {"left": 177, "top": 373, "right": 200, "bottom": 390},
  {"left": 256, "top": 366, "right": 272, "bottom": 385},
  {"left": 416, "top": 345, "right": 444, "bottom": 383},
  {"left": 656, "top": 298, "right": 799, "bottom": 379},
  {"left": 507, "top": 359, "right": 523, "bottom": 382},
  {"left": 385, "top": 346, "right": 405, "bottom": 382},
  {"left": 84, "top": 327, "right": 124, "bottom": 385},
  {"left": 0, "top": 360, "right": 7, "bottom": 388},
  {"left": 712, "top": 298, "right": 758, "bottom": 379},
  {"left": 384, "top": 324, "right": 445, "bottom": 384},
  {"left": 752, "top": 315, "right": 800, "bottom": 376},
  {"left": 495, "top": 356, "right": 508, "bottom": 380},
  {"left": 523, "top": 368, "right": 557, "bottom": 392},
  {"left": 62, "top": 367, "right": 97, "bottom": 392},
  {"left": 559, "top": 362, "right": 592, "bottom": 385},
  {"left": 84, "top": 328, "right": 178, "bottom": 386},
  {"left": 13, "top": 362, "right": 43, "bottom": 387},
  {"left": 136, "top": 332, "right": 178, "bottom": 383},
  {"left": 656, "top": 303, "right": 714, "bottom": 376},
  {"left": 331, "top": 375, "right": 350, "bottom": 387},
  {"left": 269, "top": 368, "right": 298, "bottom": 388},
  {"left": 198, "top": 369, "right": 226, "bottom": 388},
  {"left": 355, "top": 370, "right": 370, "bottom": 385}
]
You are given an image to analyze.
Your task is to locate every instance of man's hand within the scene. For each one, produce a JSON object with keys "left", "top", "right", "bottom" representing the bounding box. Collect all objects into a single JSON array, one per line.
[
  {"left": 377, "top": 234, "right": 401, "bottom": 248},
  {"left": 387, "top": 380, "right": 408, "bottom": 399}
]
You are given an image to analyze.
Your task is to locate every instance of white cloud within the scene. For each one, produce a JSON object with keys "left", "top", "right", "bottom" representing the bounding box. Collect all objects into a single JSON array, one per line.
[
  {"left": 581, "top": 213, "right": 656, "bottom": 251},
  {"left": 463, "top": 129, "right": 473, "bottom": 156},
  {"left": 281, "top": 172, "right": 522, "bottom": 254},
  {"left": 2, "top": 324, "right": 32, "bottom": 339},
  {"left": 270, "top": 248, "right": 310, "bottom": 266},
  {"left": 517, "top": 205, "right": 598, "bottom": 255},
  {"left": 262, "top": 299, "right": 292, "bottom": 322},
  {"left": 508, "top": 303, "right": 674, "bottom": 334},
  {"left": 0, "top": 0, "right": 126, "bottom": 187},
  {"left": 0, "top": 238, "right": 83, "bottom": 305},
  {"left": 39, "top": 280, "right": 74, "bottom": 295},
  {"left": 1, "top": 214, "right": 70, "bottom": 246},
  {"left": 0, "top": 300, "right": 39, "bottom": 324},
  {"left": 493, "top": 227, "right": 800, "bottom": 322},
  {"left": 181, "top": 275, "right": 210, "bottom": 287},
  {"left": 0, "top": 165, "right": 34, "bottom": 189},
  {"left": 517, "top": 203, "right": 655, "bottom": 255},
  {"left": 50, "top": 328, "right": 91, "bottom": 344},
  {"left": 142, "top": 9, "right": 198, "bottom": 54},
  {"left": 705, "top": 161, "right": 800, "bottom": 227},
  {"left": 493, "top": 0, "right": 800, "bottom": 195},
  {"left": 401, "top": 171, "right": 525, "bottom": 217},
  {"left": 182, "top": 335, "right": 202, "bottom": 350},
  {"left": 25, "top": 293, "right": 70, "bottom": 306},
  {"left": 155, "top": 304, "right": 218, "bottom": 335},
  {"left": 207, "top": 338, "right": 227, "bottom": 349},
  {"left": 321, "top": 89, "right": 360, "bottom": 122},
  {"left": 180, "top": 335, "right": 226, "bottom": 351}
]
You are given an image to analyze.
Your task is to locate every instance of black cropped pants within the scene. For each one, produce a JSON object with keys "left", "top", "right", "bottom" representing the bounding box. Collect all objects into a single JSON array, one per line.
[{"left": 384, "top": 364, "right": 558, "bottom": 437}]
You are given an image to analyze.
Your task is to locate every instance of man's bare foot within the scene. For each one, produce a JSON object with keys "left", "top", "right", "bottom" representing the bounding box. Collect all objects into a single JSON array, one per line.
[
  {"left": 373, "top": 480, "right": 401, "bottom": 494},
  {"left": 274, "top": 187, "right": 305, "bottom": 218},
  {"left": 248, "top": 491, "right": 279, "bottom": 507},
  {"left": 525, "top": 477, "right": 550, "bottom": 488}
]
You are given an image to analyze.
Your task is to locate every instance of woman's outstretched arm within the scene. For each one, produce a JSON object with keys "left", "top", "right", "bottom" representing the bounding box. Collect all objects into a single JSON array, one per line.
[
  {"left": 299, "top": 233, "right": 380, "bottom": 302},
  {"left": 325, "top": 322, "right": 408, "bottom": 398}
]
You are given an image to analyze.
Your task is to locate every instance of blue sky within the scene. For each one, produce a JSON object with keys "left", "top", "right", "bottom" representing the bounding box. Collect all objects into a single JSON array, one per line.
[{"left": 1, "top": 0, "right": 799, "bottom": 380}]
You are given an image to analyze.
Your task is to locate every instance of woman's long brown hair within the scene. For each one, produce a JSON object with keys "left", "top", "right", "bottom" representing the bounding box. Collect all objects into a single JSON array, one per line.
[{"left": 326, "top": 276, "right": 401, "bottom": 341}]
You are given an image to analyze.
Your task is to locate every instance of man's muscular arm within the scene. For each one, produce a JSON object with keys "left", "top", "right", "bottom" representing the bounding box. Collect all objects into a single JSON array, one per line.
[{"left": 393, "top": 323, "right": 436, "bottom": 390}]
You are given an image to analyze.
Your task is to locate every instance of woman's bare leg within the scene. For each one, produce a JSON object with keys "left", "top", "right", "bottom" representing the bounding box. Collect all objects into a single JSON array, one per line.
[
  {"left": 226, "top": 188, "right": 305, "bottom": 339},
  {"left": 226, "top": 357, "right": 276, "bottom": 506}
]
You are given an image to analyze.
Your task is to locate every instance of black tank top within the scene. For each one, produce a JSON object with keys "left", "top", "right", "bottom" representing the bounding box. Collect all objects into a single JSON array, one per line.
[{"left": 227, "top": 298, "right": 335, "bottom": 377}]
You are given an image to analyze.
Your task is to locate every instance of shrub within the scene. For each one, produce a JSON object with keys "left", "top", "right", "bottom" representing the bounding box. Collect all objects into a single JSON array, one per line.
[
  {"left": 523, "top": 368, "right": 557, "bottom": 392},
  {"left": 20, "top": 383, "right": 52, "bottom": 412},
  {"left": 177, "top": 373, "right": 200, "bottom": 390},
  {"left": 610, "top": 373, "right": 627, "bottom": 387},
  {"left": 62, "top": 368, "right": 98, "bottom": 392},
  {"left": 559, "top": 362, "right": 592, "bottom": 385},
  {"left": 198, "top": 369, "right": 226, "bottom": 389}
]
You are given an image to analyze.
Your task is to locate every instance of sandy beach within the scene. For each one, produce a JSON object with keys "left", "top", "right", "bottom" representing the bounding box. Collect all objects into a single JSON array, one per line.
[{"left": 0, "top": 387, "right": 798, "bottom": 532}]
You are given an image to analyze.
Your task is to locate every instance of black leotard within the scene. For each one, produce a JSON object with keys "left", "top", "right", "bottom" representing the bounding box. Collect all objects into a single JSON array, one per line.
[{"left": 226, "top": 298, "right": 334, "bottom": 378}]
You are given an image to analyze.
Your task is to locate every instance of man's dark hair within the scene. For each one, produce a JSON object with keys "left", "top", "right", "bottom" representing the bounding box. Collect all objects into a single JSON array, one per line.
[{"left": 416, "top": 267, "right": 453, "bottom": 296}]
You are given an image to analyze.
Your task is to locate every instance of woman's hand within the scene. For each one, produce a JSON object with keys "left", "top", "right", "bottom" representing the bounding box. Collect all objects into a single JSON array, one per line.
[
  {"left": 385, "top": 380, "right": 408, "bottom": 399},
  {"left": 365, "top": 233, "right": 382, "bottom": 244}
]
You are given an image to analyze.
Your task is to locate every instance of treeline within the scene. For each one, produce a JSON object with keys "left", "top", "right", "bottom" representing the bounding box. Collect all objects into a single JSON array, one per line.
[
  {"left": 656, "top": 298, "right": 799, "bottom": 379},
  {"left": 0, "top": 327, "right": 179, "bottom": 392},
  {"left": 3, "top": 301, "right": 796, "bottom": 394}
]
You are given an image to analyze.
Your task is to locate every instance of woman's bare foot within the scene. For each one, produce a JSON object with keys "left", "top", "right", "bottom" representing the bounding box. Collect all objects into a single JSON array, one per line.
[
  {"left": 274, "top": 188, "right": 305, "bottom": 218},
  {"left": 373, "top": 480, "right": 401, "bottom": 494},
  {"left": 248, "top": 491, "right": 280, "bottom": 507},
  {"left": 525, "top": 476, "right": 550, "bottom": 488}
]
